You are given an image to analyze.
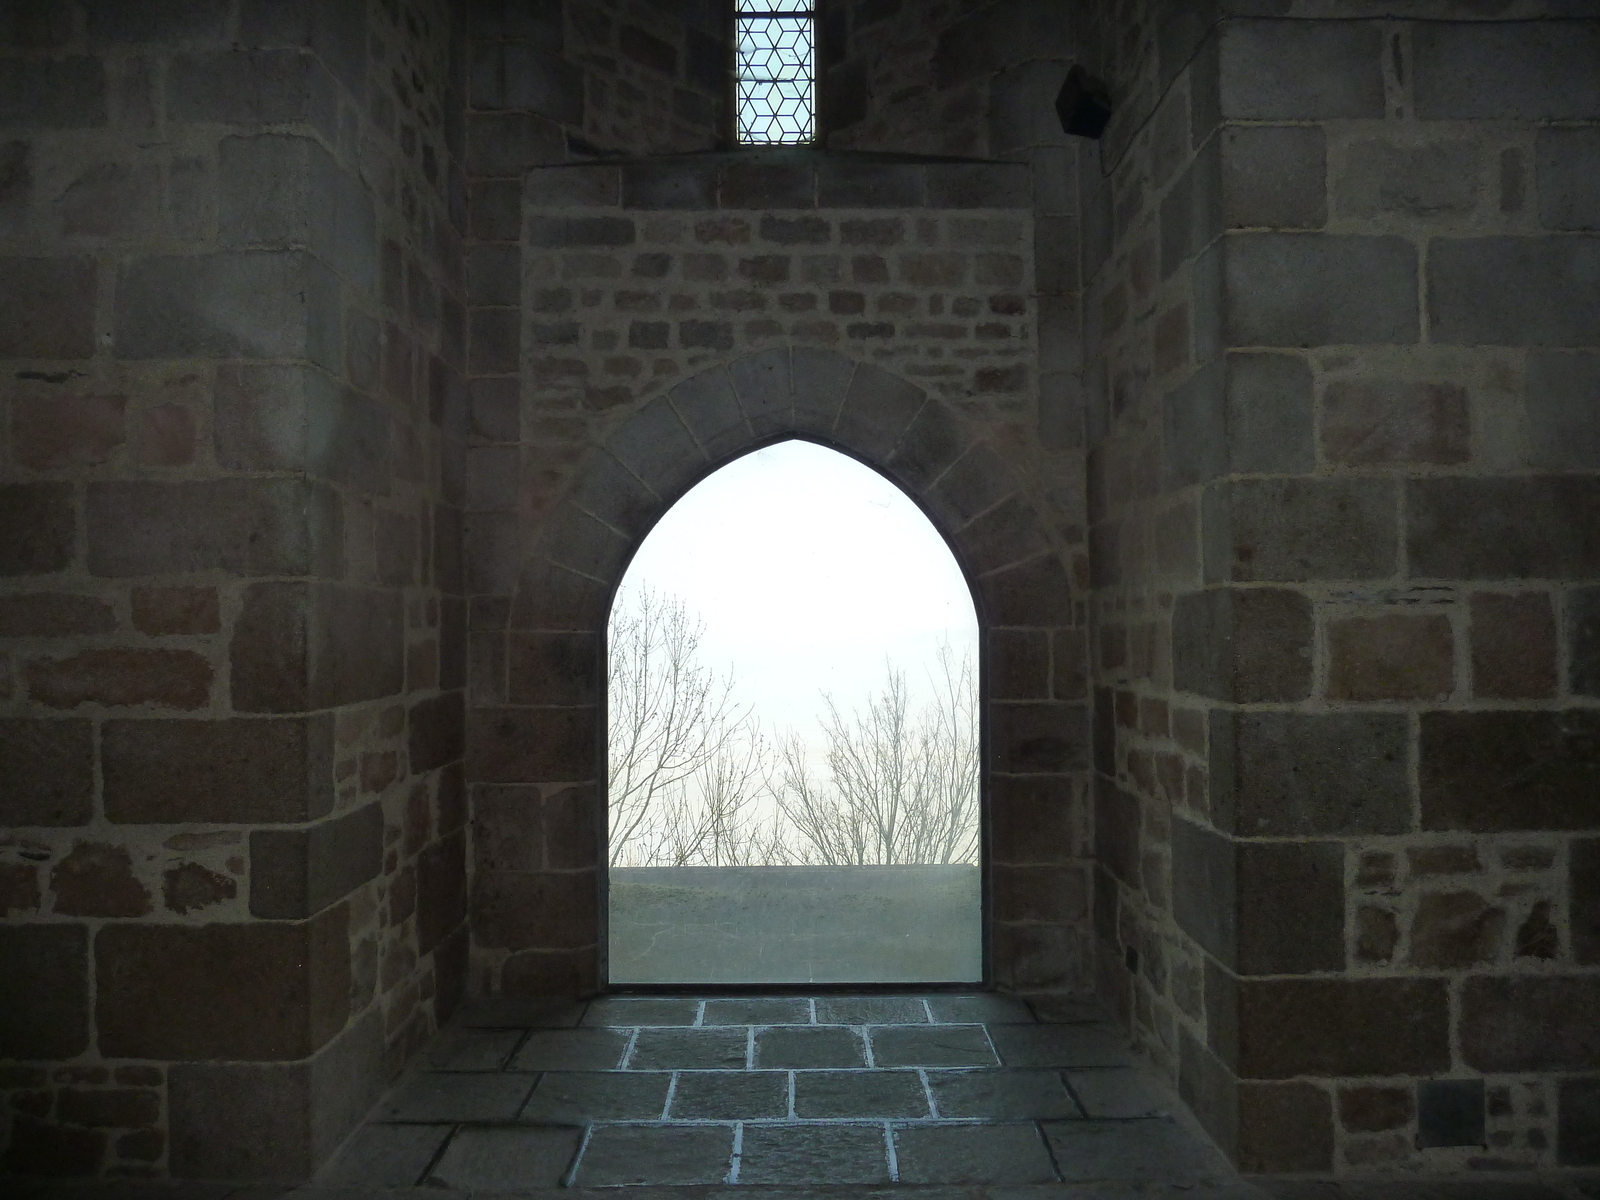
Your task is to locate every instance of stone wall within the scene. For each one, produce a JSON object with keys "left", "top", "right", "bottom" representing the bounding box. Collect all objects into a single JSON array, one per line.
[
  {"left": 1080, "top": 0, "right": 1600, "bottom": 1176},
  {"left": 460, "top": 150, "right": 1094, "bottom": 999},
  {"left": 0, "top": 0, "right": 468, "bottom": 1180}
]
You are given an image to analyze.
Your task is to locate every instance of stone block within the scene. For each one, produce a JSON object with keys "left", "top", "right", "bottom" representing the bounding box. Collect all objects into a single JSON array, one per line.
[
  {"left": 0, "top": 718, "right": 93, "bottom": 826},
  {"left": 507, "top": 632, "right": 598, "bottom": 706},
  {"left": 472, "top": 869, "right": 596, "bottom": 950},
  {"left": 1238, "top": 1081, "right": 1334, "bottom": 1173},
  {"left": 1172, "top": 587, "right": 1312, "bottom": 703},
  {"left": 25, "top": 646, "right": 212, "bottom": 709},
  {"left": 507, "top": 559, "right": 609, "bottom": 631},
  {"left": 1538, "top": 127, "right": 1600, "bottom": 230},
  {"left": 0, "top": 483, "right": 75, "bottom": 577},
  {"left": 669, "top": 367, "right": 747, "bottom": 461},
  {"left": 1336, "top": 138, "right": 1480, "bottom": 220},
  {"left": 465, "top": 511, "right": 521, "bottom": 596},
  {"left": 249, "top": 801, "right": 383, "bottom": 919},
  {"left": 467, "top": 111, "right": 566, "bottom": 175},
  {"left": 1471, "top": 591, "right": 1558, "bottom": 699},
  {"left": 475, "top": 42, "right": 583, "bottom": 123},
  {"left": 50, "top": 841, "right": 150, "bottom": 917},
  {"left": 816, "top": 160, "right": 924, "bottom": 207},
  {"left": 991, "top": 776, "right": 1079, "bottom": 866},
  {"left": 230, "top": 581, "right": 404, "bottom": 711},
  {"left": 0, "top": 256, "right": 96, "bottom": 358},
  {"left": 116, "top": 250, "right": 339, "bottom": 367},
  {"left": 1221, "top": 125, "right": 1325, "bottom": 230},
  {"left": 924, "top": 162, "right": 1030, "bottom": 208},
  {"left": 1327, "top": 612, "right": 1454, "bottom": 701},
  {"left": 1235, "top": 976, "right": 1449, "bottom": 1079},
  {"left": 791, "top": 345, "right": 856, "bottom": 433},
  {"left": 1224, "top": 234, "right": 1418, "bottom": 347},
  {"left": 1407, "top": 477, "right": 1600, "bottom": 578},
  {"left": 0, "top": 57, "right": 106, "bottom": 128},
  {"left": 418, "top": 829, "right": 467, "bottom": 953},
  {"left": 103, "top": 715, "right": 333, "bottom": 823},
  {"left": 0, "top": 3, "right": 74, "bottom": 48},
  {"left": 1218, "top": 20, "right": 1384, "bottom": 120},
  {"left": 1421, "top": 710, "right": 1600, "bottom": 832},
  {"left": 976, "top": 552, "right": 1073, "bottom": 628},
  {"left": 88, "top": 478, "right": 342, "bottom": 578},
  {"left": 1576, "top": 588, "right": 1600, "bottom": 698},
  {"left": 1526, "top": 351, "right": 1600, "bottom": 469},
  {"left": 410, "top": 691, "right": 465, "bottom": 774},
  {"left": 622, "top": 163, "right": 715, "bottom": 209},
  {"left": 1210, "top": 709, "right": 1410, "bottom": 836},
  {"left": 721, "top": 163, "right": 813, "bottom": 208},
  {"left": 0, "top": 924, "right": 88, "bottom": 1058},
  {"left": 525, "top": 214, "right": 635, "bottom": 248},
  {"left": 959, "top": 494, "right": 1049, "bottom": 577},
  {"left": 0, "top": 1114, "right": 104, "bottom": 1177},
  {"left": 566, "top": 451, "right": 659, "bottom": 542},
  {"left": 1094, "top": 777, "right": 1140, "bottom": 889},
  {"left": 1203, "top": 477, "right": 1397, "bottom": 583},
  {"left": 468, "top": 706, "right": 595, "bottom": 783},
  {"left": 83, "top": 0, "right": 229, "bottom": 43},
  {"left": 1461, "top": 975, "right": 1600, "bottom": 1071},
  {"left": 1322, "top": 378, "right": 1468, "bottom": 466},
  {"left": 992, "top": 703, "right": 1087, "bottom": 774},
  {"left": 1414, "top": 21, "right": 1600, "bottom": 120},
  {"left": 727, "top": 348, "right": 792, "bottom": 435},
  {"left": 167, "top": 48, "right": 336, "bottom": 135},
  {"left": 11, "top": 393, "right": 126, "bottom": 470},
  {"left": 1431, "top": 236, "right": 1600, "bottom": 346},
  {"left": 96, "top": 909, "right": 349, "bottom": 1060},
  {"left": 238, "top": 0, "right": 367, "bottom": 93},
  {"left": 1559, "top": 1077, "right": 1600, "bottom": 1167},
  {"left": 604, "top": 395, "right": 706, "bottom": 501},
  {"left": 525, "top": 165, "right": 620, "bottom": 209}
]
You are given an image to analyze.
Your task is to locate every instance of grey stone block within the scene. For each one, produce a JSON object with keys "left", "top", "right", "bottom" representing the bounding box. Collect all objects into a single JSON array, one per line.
[
  {"left": 623, "top": 163, "right": 716, "bottom": 209},
  {"left": 581, "top": 997, "right": 700, "bottom": 1027},
  {"left": 467, "top": 110, "right": 565, "bottom": 176},
  {"left": 526, "top": 214, "right": 636, "bottom": 247},
  {"left": 605, "top": 395, "right": 707, "bottom": 501},
  {"left": 84, "top": 0, "right": 230, "bottom": 43},
  {"left": 925, "top": 162, "right": 1031, "bottom": 208},
  {"left": 1573, "top": 587, "right": 1600, "bottom": 698},
  {"left": 1043, "top": 1117, "right": 1233, "bottom": 1184},
  {"left": 520, "top": 1071, "right": 671, "bottom": 1122},
  {"left": 988, "top": 59, "right": 1072, "bottom": 157},
  {"left": 1162, "top": 353, "right": 1314, "bottom": 488},
  {"left": 1219, "top": 20, "right": 1385, "bottom": 120},
  {"left": 894, "top": 1121, "right": 1058, "bottom": 1184},
  {"left": 722, "top": 162, "right": 814, "bottom": 208},
  {"left": 1203, "top": 477, "right": 1397, "bottom": 583},
  {"left": 1432, "top": 236, "right": 1600, "bottom": 346},
  {"left": 814, "top": 995, "right": 928, "bottom": 1025},
  {"left": 1222, "top": 125, "right": 1326, "bottom": 229},
  {"left": 576, "top": 1125, "right": 732, "bottom": 1186},
  {"left": 1035, "top": 215, "right": 1078, "bottom": 295},
  {"left": 509, "top": 1028, "right": 628, "bottom": 1071},
  {"left": 792, "top": 1069, "right": 927, "bottom": 1118},
  {"left": 1525, "top": 351, "right": 1600, "bottom": 470},
  {"left": 926, "top": 1068, "right": 1077, "bottom": 1119},
  {"left": 629, "top": 1027, "right": 748, "bottom": 1070},
  {"left": 987, "top": 1024, "right": 1131, "bottom": 1068},
  {"left": 0, "top": 58, "right": 106, "bottom": 128},
  {"left": 423, "top": 1028, "right": 523, "bottom": 1071},
  {"left": 429, "top": 1126, "right": 581, "bottom": 1190},
  {"left": 756, "top": 1026, "right": 866, "bottom": 1068},
  {"left": 467, "top": 244, "right": 518, "bottom": 307},
  {"left": 1224, "top": 234, "right": 1418, "bottom": 347},
  {"left": 871, "top": 1025, "right": 996, "bottom": 1068},
  {"left": 471, "top": 42, "right": 583, "bottom": 123},
  {"left": 670, "top": 367, "right": 748, "bottom": 461},
  {"left": 215, "top": 364, "right": 388, "bottom": 492},
  {"left": 703, "top": 997, "right": 809, "bottom": 1024},
  {"left": 1538, "top": 127, "right": 1600, "bottom": 231},
  {"left": 167, "top": 49, "right": 336, "bottom": 136},
  {"left": 739, "top": 1124, "right": 892, "bottom": 1185},
  {"left": 316, "top": 1122, "right": 448, "bottom": 1187},
  {"left": 1414, "top": 21, "right": 1600, "bottom": 120},
  {"left": 929, "top": 994, "right": 1035, "bottom": 1024},
  {"left": 525, "top": 164, "right": 621, "bottom": 208},
  {"left": 0, "top": 1, "right": 74, "bottom": 47},
  {"left": 0, "top": 925, "right": 88, "bottom": 1059},
  {"left": 1407, "top": 476, "right": 1600, "bottom": 579},
  {"left": 817, "top": 160, "right": 924, "bottom": 207},
  {"left": 669, "top": 1070, "right": 788, "bottom": 1119},
  {"left": 1209, "top": 709, "right": 1411, "bottom": 836},
  {"left": 0, "top": 717, "right": 93, "bottom": 826},
  {"left": 1161, "top": 143, "right": 1221, "bottom": 278},
  {"left": 0, "top": 256, "right": 96, "bottom": 359},
  {"left": 567, "top": 451, "right": 660, "bottom": 540},
  {"left": 835, "top": 360, "right": 927, "bottom": 462},
  {"left": 1171, "top": 586, "right": 1312, "bottom": 703},
  {"left": 376, "top": 1071, "right": 536, "bottom": 1123},
  {"left": 0, "top": 140, "right": 27, "bottom": 237},
  {"left": 116, "top": 251, "right": 339, "bottom": 368},
  {"left": 1335, "top": 138, "right": 1480, "bottom": 220},
  {"left": 238, "top": 0, "right": 367, "bottom": 95},
  {"left": 1066, "top": 1067, "right": 1167, "bottom": 1119},
  {"left": 791, "top": 345, "right": 856, "bottom": 434},
  {"left": 726, "top": 347, "right": 793, "bottom": 435},
  {"left": 248, "top": 800, "right": 382, "bottom": 919}
]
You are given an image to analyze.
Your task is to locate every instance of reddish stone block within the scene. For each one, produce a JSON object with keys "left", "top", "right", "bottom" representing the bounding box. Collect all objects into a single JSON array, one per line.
[
  {"left": 1354, "top": 906, "right": 1399, "bottom": 963},
  {"left": 95, "top": 908, "right": 350, "bottom": 1061},
  {"left": 231, "top": 582, "right": 404, "bottom": 712},
  {"left": 472, "top": 869, "right": 597, "bottom": 950},
  {"left": 1327, "top": 612, "right": 1453, "bottom": 701},
  {"left": 130, "top": 585, "right": 219, "bottom": 635},
  {"left": 1322, "top": 380, "right": 1469, "bottom": 464},
  {"left": 50, "top": 841, "right": 151, "bottom": 917},
  {"left": 0, "top": 483, "right": 76, "bottom": 575},
  {"left": 467, "top": 706, "right": 595, "bottom": 783},
  {"left": 1408, "top": 890, "right": 1505, "bottom": 968},
  {"left": 0, "top": 718, "right": 94, "bottom": 826},
  {"left": 0, "top": 861, "right": 40, "bottom": 915},
  {"left": 0, "top": 257, "right": 96, "bottom": 359},
  {"left": 1421, "top": 710, "right": 1600, "bottom": 831},
  {"left": 988, "top": 629, "right": 1049, "bottom": 699},
  {"left": 506, "top": 632, "right": 599, "bottom": 705},
  {"left": 1461, "top": 975, "right": 1600, "bottom": 1071},
  {"left": 991, "top": 776, "right": 1080, "bottom": 866},
  {"left": 132, "top": 402, "right": 196, "bottom": 466},
  {"left": 1238, "top": 1081, "right": 1333, "bottom": 1172},
  {"left": 0, "top": 924, "right": 89, "bottom": 1058},
  {"left": 1469, "top": 591, "right": 1557, "bottom": 699},
  {"left": 1236, "top": 977, "right": 1450, "bottom": 1079},
  {"left": 991, "top": 702, "right": 1089, "bottom": 772},
  {"left": 0, "top": 1115, "right": 104, "bottom": 1177},
  {"left": 56, "top": 1087, "right": 160, "bottom": 1128},
  {"left": 103, "top": 715, "right": 333, "bottom": 823},
  {"left": 1339, "top": 1084, "right": 1413, "bottom": 1132},
  {"left": 0, "top": 592, "right": 114, "bottom": 636},
  {"left": 1408, "top": 843, "right": 1481, "bottom": 874},
  {"left": 26, "top": 647, "right": 213, "bottom": 709},
  {"left": 11, "top": 394, "right": 126, "bottom": 469},
  {"left": 472, "top": 784, "right": 542, "bottom": 872},
  {"left": 248, "top": 801, "right": 382, "bottom": 920},
  {"left": 162, "top": 862, "right": 238, "bottom": 914}
]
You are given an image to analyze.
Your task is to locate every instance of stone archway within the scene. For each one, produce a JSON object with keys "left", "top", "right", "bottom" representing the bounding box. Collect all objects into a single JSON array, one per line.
[{"left": 465, "top": 346, "right": 1089, "bottom": 998}]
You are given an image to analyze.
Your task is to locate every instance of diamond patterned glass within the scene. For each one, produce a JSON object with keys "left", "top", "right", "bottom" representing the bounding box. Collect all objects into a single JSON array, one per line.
[{"left": 736, "top": 9, "right": 815, "bottom": 145}]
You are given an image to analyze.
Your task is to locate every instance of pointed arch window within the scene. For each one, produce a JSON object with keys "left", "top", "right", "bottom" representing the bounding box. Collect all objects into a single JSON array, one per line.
[{"left": 735, "top": 0, "right": 815, "bottom": 145}]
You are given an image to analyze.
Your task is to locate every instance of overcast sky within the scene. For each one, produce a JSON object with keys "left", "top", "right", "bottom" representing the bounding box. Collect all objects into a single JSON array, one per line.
[{"left": 613, "top": 439, "right": 979, "bottom": 741}]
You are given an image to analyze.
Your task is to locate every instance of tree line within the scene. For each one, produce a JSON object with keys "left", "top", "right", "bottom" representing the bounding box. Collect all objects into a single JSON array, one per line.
[{"left": 607, "top": 587, "right": 979, "bottom": 869}]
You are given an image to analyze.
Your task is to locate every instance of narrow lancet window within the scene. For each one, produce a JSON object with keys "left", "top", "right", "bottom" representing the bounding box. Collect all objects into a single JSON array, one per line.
[{"left": 735, "top": 0, "right": 815, "bottom": 145}]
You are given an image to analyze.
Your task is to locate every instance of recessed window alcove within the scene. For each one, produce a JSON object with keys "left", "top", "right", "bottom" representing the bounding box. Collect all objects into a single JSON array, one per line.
[{"left": 605, "top": 438, "right": 982, "bottom": 985}]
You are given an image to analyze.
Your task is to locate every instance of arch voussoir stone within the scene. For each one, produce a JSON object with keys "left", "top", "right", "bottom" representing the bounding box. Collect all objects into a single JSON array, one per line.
[
  {"left": 667, "top": 366, "right": 748, "bottom": 462},
  {"left": 791, "top": 346, "right": 857, "bottom": 437},
  {"left": 602, "top": 394, "right": 707, "bottom": 501},
  {"left": 726, "top": 346, "right": 793, "bottom": 437},
  {"left": 565, "top": 449, "right": 664, "bottom": 544},
  {"left": 833, "top": 360, "right": 928, "bottom": 463}
]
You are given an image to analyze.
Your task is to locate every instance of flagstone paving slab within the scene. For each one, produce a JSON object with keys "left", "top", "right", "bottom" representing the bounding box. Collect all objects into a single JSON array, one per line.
[
  {"left": 737, "top": 1124, "right": 894, "bottom": 1185},
  {"left": 791, "top": 1068, "right": 930, "bottom": 1118}
]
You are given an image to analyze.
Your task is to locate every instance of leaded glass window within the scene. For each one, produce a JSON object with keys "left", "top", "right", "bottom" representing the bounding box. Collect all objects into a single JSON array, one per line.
[{"left": 735, "top": 0, "right": 815, "bottom": 145}]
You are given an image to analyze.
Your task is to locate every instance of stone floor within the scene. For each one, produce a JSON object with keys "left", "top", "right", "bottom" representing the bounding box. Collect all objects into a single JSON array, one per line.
[{"left": 314, "top": 992, "right": 1252, "bottom": 1192}]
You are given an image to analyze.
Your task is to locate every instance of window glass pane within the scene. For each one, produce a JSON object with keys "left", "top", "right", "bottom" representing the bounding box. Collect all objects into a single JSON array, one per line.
[
  {"left": 736, "top": 12, "right": 814, "bottom": 144},
  {"left": 737, "top": 0, "right": 810, "bottom": 11}
]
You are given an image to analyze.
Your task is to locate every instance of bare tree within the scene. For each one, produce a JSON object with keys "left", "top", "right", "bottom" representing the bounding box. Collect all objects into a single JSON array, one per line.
[
  {"left": 774, "top": 643, "right": 978, "bottom": 866},
  {"left": 606, "top": 587, "right": 787, "bottom": 867}
]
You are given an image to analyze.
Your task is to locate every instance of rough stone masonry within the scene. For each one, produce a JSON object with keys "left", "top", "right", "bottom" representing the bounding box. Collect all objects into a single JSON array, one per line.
[{"left": 0, "top": 0, "right": 1596, "bottom": 1187}]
